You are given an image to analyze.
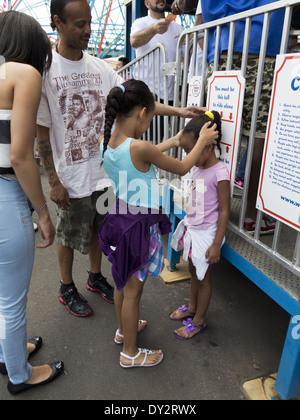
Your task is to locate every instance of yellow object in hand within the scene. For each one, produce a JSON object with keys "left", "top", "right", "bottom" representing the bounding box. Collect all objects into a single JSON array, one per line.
[{"left": 165, "top": 13, "right": 177, "bottom": 22}]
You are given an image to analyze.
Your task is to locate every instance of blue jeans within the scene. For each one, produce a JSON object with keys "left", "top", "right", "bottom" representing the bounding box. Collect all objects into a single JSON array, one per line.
[
  {"left": 236, "top": 148, "right": 247, "bottom": 179},
  {"left": 0, "top": 178, "right": 34, "bottom": 384}
]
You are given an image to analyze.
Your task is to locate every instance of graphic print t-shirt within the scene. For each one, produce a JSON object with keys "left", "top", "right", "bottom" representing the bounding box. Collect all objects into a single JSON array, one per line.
[{"left": 37, "top": 51, "right": 123, "bottom": 198}]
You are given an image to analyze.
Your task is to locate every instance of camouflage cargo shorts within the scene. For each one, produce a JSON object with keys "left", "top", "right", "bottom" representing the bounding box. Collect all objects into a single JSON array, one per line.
[
  {"left": 206, "top": 53, "right": 276, "bottom": 139},
  {"left": 56, "top": 189, "right": 109, "bottom": 255}
]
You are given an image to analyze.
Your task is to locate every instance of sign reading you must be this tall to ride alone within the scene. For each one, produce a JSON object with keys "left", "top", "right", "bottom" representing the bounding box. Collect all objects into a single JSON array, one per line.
[{"left": 207, "top": 71, "right": 245, "bottom": 196}]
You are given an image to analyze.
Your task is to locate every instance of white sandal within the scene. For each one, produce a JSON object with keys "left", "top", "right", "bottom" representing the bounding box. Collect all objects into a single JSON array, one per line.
[
  {"left": 120, "top": 348, "right": 164, "bottom": 368},
  {"left": 114, "top": 320, "right": 147, "bottom": 344},
  {"left": 114, "top": 329, "right": 124, "bottom": 344}
]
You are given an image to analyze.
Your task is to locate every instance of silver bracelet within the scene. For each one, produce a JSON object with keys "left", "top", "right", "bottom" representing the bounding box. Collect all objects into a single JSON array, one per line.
[{"left": 34, "top": 201, "right": 47, "bottom": 212}]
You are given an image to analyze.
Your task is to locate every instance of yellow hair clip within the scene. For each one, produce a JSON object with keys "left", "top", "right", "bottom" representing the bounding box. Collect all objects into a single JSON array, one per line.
[{"left": 205, "top": 111, "right": 214, "bottom": 121}]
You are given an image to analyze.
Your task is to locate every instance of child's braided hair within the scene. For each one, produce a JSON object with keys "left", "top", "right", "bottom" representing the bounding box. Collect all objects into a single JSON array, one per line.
[
  {"left": 101, "top": 79, "right": 155, "bottom": 163},
  {"left": 183, "top": 111, "right": 223, "bottom": 155}
]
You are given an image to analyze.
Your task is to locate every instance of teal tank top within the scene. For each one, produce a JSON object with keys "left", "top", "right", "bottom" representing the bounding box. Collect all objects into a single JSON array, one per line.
[{"left": 100, "top": 138, "right": 160, "bottom": 210}]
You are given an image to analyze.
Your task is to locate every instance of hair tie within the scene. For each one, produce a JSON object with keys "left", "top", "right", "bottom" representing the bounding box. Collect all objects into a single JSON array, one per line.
[
  {"left": 118, "top": 85, "right": 125, "bottom": 94},
  {"left": 205, "top": 111, "right": 214, "bottom": 121}
]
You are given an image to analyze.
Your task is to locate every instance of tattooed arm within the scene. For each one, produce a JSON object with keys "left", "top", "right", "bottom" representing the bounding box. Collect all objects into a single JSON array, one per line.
[{"left": 36, "top": 125, "right": 70, "bottom": 211}]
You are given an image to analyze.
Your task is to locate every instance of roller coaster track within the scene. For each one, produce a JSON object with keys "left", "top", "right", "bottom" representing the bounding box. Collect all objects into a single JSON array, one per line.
[{"left": 1, "top": 0, "right": 126, "bottom": 58}]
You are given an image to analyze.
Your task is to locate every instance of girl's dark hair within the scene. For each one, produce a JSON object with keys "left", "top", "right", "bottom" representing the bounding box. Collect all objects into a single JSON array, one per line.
[
  {"left": 183, "top": 111, "right": 222, "bottom": 155},
  {"left": 0, "top": 11, "right": 52, "bottom": 75},
  {"left": 102, "top": 79, "right": 155, "bottom": 161},
  {"left": 50, "top": 0, "right": 84, "bottom": 31}
]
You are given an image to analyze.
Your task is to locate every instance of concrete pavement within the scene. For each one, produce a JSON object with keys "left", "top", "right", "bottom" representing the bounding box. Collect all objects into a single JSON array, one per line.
[{"left": 0, "top": 173, "right": 290, "bottom": 401}]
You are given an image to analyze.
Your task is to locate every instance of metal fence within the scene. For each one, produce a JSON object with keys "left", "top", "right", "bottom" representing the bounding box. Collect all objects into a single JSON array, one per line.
[
  {"left": 120, "top": 0, "right": 300, "bottom": 281},
  {"left": 119, "top": 0, "right": 300, "bottom": 399},
  {"left": 118, "top": 43, "right": 170, "bottom": 145},
  {"left": 172, "top": 1, "right": 300, "bottom": 280}
]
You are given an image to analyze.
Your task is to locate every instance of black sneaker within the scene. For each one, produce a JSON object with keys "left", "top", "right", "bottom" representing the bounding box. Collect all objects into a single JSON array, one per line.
[
  {"left": 58, "top": 283, "right": 93, "bottom": 317},
  {"left": 86, "top": 270, "right": 114, "bottom": 304}
]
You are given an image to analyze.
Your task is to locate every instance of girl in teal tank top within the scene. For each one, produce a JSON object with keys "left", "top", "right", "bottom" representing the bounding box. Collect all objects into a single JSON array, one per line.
[
  {"left": 100, "top": 137, "right": 160, "bottom": 209},
  {"left": 100, "top": 79, "right": 219, "bottom": 369}
]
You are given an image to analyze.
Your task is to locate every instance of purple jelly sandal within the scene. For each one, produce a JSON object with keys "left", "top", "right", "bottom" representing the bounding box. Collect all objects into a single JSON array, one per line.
[
  {"left": 173, "top": 318, "right": 207, "bottom": 340},
  {"left": 169, "top": 304, "right": 196, "bottom": 321}
]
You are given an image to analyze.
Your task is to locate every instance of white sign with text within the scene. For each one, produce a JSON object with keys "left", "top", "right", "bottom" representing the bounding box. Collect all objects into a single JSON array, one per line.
[
  {"left": 207, "top": 71, "right": 245, "bottom": 195},
  {"left": 257, "top": 54, "right": 300, "bottom": 231}
]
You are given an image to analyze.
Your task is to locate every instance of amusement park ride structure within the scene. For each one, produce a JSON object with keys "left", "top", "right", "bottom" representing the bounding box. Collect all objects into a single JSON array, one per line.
[
  {"left": 0, "top": 0, "right": 195, "bottom": 59},
  {"left": 0, "top": 0, "right": 126, "bottom": 58}
]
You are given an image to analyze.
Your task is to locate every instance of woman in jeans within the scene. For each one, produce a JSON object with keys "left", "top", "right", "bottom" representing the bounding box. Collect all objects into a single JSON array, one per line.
[{"left": 0, "top": 11, "right": 64, "bottom": 394}]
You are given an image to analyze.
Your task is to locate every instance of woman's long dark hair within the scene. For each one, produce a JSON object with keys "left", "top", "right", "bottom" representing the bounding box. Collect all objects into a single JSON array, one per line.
[{"left": 0, "top": 11, "right": 52, "bottom": 75}]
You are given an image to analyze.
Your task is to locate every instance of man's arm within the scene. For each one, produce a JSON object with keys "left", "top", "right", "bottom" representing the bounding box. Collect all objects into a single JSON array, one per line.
[
  {"left": 131, "top": 20, "right": 171, "bottom": 49},
  {"left": 195, "top": 13, "right": 204, "bottom": 50},
  {"left": 154, "top": 101, "right": 206, "bottom": 119},
  {"left": 36, "top": 124, "right": 70, "bottom": 210}
]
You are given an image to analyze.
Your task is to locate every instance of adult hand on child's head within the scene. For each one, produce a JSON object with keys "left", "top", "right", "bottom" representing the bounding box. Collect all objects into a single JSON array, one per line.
[{"left": 177, "top": 106, "right": 207, "bottom": 119}]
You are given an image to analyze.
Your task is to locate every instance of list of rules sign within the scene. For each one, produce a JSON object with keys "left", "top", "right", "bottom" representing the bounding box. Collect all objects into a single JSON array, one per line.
[{"left": 257, "top": 54, "right": 300, "bottom": 231}]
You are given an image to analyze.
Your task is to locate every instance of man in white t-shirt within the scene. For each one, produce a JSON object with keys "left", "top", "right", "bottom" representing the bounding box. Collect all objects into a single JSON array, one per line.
[
  {"left": 37, "top": 0, "right": 207, "bottom": 318},
  {"left": 37, "top": 0, "right": 122, "bottom": 317},
  {"left": 131, "top": 0, "right": 184, "bottom": 102}
]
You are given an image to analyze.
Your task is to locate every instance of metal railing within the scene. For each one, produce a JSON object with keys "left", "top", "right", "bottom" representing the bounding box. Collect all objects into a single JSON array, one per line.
[
  {"left": 119, "top": 4, "right": 300, "bottom": 399},
  {"left": 118, "top": 1, "right": 300, "bottom": 279},
  {"left": 118, "top": 43, "right": 170, "bottom": 145},
  {"left": 170, "top": 0, "right": 300, "bottom": 279}
]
